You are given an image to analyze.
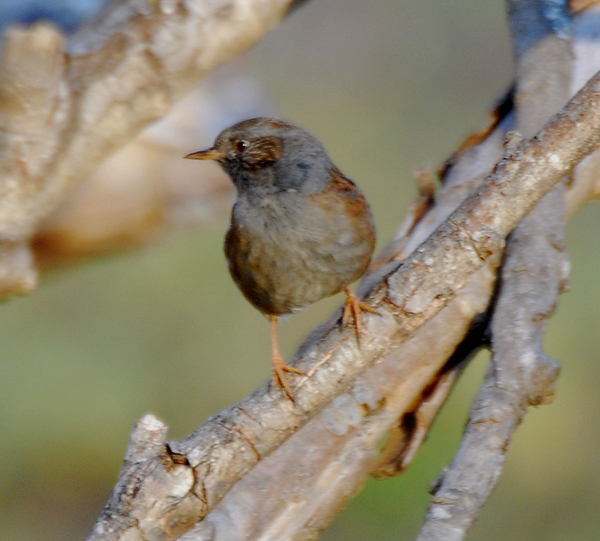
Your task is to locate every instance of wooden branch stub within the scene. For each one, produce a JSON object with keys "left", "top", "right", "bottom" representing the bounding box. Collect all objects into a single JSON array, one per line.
[{"left": 89, "top": 414, "right": 207, "bottom": 541}]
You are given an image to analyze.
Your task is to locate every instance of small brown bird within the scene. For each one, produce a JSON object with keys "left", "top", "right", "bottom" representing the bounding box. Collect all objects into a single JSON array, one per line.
[{"left": 185, "top": 117, "right": 376, "bottom": 399}]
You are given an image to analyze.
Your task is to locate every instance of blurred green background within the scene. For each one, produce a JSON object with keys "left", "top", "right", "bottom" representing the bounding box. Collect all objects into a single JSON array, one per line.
[{"left": 2, "top": 1, "right": 600, "bottom": 539}]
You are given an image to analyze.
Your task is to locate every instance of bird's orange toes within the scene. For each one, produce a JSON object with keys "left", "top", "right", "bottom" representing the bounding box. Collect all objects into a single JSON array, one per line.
[
  {"left": 272, "top": 354, "right": 306, "bottom": 401},
  {"left": 342, "top": 287, "right": 379, "bottom": 340}
]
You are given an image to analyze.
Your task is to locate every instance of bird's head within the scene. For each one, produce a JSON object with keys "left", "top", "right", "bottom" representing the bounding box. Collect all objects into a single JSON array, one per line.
[{"left": 185, "top": 117, "right": 333, "bottom": 195}]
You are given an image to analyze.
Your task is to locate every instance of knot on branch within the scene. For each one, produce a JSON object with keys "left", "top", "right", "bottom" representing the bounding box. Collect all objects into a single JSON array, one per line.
[{"left": 525, "top": 351, "right": 560, "bottom": 406}]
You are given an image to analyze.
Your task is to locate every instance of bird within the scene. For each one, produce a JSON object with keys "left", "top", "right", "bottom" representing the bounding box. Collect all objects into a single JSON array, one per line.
[{"left": 185, "top": 117, "right": 376, "bottom": 400}]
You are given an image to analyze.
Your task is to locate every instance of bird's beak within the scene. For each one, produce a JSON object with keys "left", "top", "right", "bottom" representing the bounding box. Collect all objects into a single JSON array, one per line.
[{"left": 184, "top": 148, "right": 227, "bottom": 161}]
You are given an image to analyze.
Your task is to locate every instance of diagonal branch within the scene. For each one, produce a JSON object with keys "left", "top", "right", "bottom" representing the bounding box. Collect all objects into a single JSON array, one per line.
[
  {"left": 87, "top": 68, "right": 600, "bottom": 541},
  {"left": 183, "top": 265, "right": 498, "bottom": 540}
]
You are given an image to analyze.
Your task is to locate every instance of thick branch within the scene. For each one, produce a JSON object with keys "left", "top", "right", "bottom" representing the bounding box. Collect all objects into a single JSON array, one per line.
[
  {"left": 182, "top": 264, "right": 497, "bottom": 540},
  {"left": 88, "top": 68, "right": 600, "bottom": 541}
]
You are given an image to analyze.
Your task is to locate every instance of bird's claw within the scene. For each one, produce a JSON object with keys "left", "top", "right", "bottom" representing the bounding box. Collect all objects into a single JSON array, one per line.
[
  {"left": 272, "top": 354, "right": 306, "bottom": 401},
  {"left": 342, "top": 287, "right": 379, "bottom": 341}
]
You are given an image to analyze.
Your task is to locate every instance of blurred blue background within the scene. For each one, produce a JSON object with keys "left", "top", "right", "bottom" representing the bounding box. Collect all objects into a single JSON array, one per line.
[
  {"left": 0, "top": 0, "right": 112, "bottom": 34},
  {"left": 1, "top": 1, "right": 600, "bottom": 540}
]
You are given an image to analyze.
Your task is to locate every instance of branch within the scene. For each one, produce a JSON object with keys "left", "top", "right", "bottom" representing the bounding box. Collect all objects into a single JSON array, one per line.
[
  {"left": 418, "top": 1, "right": 572, "bottom": 539},
  {"left": 182, "top": 266, "right": 497, "bottom": 540},
  {"left": 87, "top": 67, "right": 600, "bottom": 541},
  {"left": 190, "top": 9, "right": 600, "bottom": 528},
  {"left": 0, "top": 0, "right": 298, "bottom": 298},
  {"left": 183, "top": 39, "right": 600, "bottom": 535}
]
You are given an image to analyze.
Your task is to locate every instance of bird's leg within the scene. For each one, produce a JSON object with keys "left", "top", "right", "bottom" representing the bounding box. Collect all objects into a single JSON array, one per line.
[
  {"left": 269, "top": 315, "right": 305, "bottom": 400},
  {"left": 342, "top": 287, "right": 378, "bottom": 340}
]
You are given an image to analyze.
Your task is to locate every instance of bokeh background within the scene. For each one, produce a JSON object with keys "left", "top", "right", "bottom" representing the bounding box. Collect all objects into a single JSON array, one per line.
[{"left": 2, "top": 1, "right": 600, "bottom": 540}]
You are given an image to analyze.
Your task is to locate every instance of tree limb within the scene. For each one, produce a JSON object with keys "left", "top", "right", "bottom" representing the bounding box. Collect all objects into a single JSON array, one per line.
[
  {"left": 87, "top": 67, "right": 600, "bottom": 541},
  {"left": 189, "top": 5, "right": 600, "bottom": 529}
]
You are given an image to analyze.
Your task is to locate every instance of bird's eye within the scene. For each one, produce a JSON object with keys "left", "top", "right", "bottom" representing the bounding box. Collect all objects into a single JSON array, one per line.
[{"left": 236, "top": 140, "right": 249, "bottom": 152}]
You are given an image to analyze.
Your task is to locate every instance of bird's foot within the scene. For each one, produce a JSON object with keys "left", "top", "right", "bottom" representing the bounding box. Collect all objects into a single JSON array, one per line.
[
  {"left": 342, "top": 287, "right": 378, "bottom": 341},
  {"left": 272, "top": 354, "right": 306, "bottom": 401}
]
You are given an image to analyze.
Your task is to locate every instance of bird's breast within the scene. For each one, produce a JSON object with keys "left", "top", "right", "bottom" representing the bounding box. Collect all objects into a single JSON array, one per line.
[{"left": 225, "top": 190, "right": 374, "bottom": 316}]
